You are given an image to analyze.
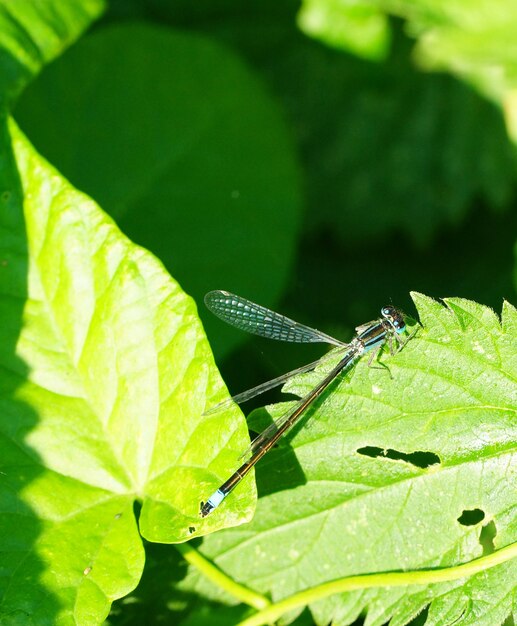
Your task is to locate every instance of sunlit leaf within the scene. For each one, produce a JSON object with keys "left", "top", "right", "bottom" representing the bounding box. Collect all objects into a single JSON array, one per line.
[{"left": 0, "top": 118, "right": 253, "bottom": 624}]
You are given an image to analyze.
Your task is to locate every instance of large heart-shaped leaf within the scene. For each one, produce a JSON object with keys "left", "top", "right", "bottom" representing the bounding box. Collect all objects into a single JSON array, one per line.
[{"left": 0, "top": 117, "right": 252, "bottom": 625}]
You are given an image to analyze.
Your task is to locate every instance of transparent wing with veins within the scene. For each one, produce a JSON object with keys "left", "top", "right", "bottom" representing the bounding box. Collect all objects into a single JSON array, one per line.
[
  {"left": 241, "top": 345, "right": 358, "bottom": 460},
  {"left": 204, "top": 356, "right": 324, "bottom": 416},
  {"left": 204, "top": 290, "right": 345, "bottom": 346},
  {"left": 204, "top": 290, "right": 349, "bottom": 457},
  {"left": 204, "top": 348, "right": 347, "bottom": 416}
]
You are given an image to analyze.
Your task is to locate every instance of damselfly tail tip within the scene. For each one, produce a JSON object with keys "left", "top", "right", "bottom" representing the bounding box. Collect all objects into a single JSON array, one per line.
[
  {"left": 199, "top": 500, "right": 213, "bottom": 518},
  {"left": 200, "top": 488, "right": 225, "bottom": 517}
]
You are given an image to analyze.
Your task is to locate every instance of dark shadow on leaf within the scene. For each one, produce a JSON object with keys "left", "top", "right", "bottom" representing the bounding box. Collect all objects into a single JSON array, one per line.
[
  {"left": 0, "top": 113, "right": 60, "bottom": 622},
  {"left": 248, "top": 407, "right": 306, "bottom": 498},
  {"left": 107, "top": 540, "right": 193, "bottom": 625},
  {"left": 405, "top": 605, "right": 430, "bottom": 626},
  {"left": 255, "top": 442, "right": 306, "bottom": 498},
  {"left": 250, "top": 369, "right": 350, "bottom": 499}
]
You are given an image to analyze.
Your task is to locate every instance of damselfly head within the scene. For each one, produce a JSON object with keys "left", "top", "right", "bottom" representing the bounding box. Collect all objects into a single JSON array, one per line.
[{"left": 381, "top": 305, "right": 406, "bottom": 334}]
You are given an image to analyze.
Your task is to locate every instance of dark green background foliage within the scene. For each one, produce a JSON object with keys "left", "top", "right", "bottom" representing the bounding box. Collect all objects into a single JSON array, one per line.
[
  {"left": 1, "top": 1, "right": 516, "bottom": 625},
  {"left": 14, "top": 1, "right": 517, "bottom": 368}
]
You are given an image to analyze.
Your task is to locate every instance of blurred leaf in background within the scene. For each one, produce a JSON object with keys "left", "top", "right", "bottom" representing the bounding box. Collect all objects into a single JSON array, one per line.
[
  {"left": 0, "top": 0, "right": 105, "bottom": 101},
  {"left": 383, "top": 0, "right": 517, "bottom": 110},
  {"left": 271, "top": 40, "right": 516, "bottom": 247},
  {"left": 297, "top": 0, "right": 391, "bottom": 61},
  {"left": 296, "top": 0, "right": 517, "bottom": 117},
  {"left": 14, "top": 21, "right": 302, "bottom": 359}
]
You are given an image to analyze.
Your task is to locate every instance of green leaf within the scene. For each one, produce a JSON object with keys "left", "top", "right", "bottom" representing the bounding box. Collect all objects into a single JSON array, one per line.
[
  {"left": 297, "top": 0, "right": 390, "bottom": 61},
  {"left": 0, "top": 0, "right": 105, "bottom": 102},
  {"left": 295, "top": 0, "right": 517, "bottom": 111},
  {"left": 379, "top": 0, "right": 517, "bottom": 105},
  {"left": 0, "top": 117, "right": 253, "bottom": 624},
  {"left": 296, "top": 51, "right": 517, "bottom": 246},
  {"left": 198, "top": 6, "right": 517, "bottom": 245},
  {"left": 188, "top": 294, "right": 517, "bottom": 625},
  {"left": 14, "top": 22, "right": 302, "bottom": 358}
]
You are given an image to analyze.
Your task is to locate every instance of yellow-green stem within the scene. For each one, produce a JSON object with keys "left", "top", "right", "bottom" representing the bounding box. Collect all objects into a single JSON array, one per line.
[
  {"left": 236, "top": 541, "right": 517, "bottom": 626},
  {"left": 176, "top": 542, "right": 270, "bottom": 610}
]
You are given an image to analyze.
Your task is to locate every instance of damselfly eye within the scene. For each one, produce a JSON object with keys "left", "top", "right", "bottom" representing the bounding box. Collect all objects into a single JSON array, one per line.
[
  {"left": 381, "top": 305, "right": 395, "bottom": 317},
  {"left": 381, "top": 305, "right": 406, "bottom": 334}
]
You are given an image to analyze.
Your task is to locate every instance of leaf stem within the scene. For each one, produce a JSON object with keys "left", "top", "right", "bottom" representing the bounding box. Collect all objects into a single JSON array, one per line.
[
  {"left": 236, "top": 541, "right": 517, "bottom": 626},
  {"left": 176, "top": 542, "right": 270, "bottom": 610}
]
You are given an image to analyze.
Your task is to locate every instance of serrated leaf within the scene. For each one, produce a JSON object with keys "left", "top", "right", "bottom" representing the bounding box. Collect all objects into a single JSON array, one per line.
[
  {"left": 0, "top": 117, "right": 254, "bottom": 625},
  {"left": 14, "top": 22, "right": 301, "bottom": 358},
  {"left": 301, "top": 63, "right": 516, "bottom": 245},
  {"left": 189, "top": 294, "right": 517, "bottom": 625},
  {"left": 262, "top": 30, "right": 516, "bottom": 246},
  {"left": 0, "top": 0, "right": 105, "bottom": 102}
]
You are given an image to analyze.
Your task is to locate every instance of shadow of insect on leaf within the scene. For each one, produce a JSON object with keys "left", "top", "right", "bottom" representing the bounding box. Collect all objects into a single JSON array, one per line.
[{"left": 356, "top": 446, "right": 441, "bottom": 469}]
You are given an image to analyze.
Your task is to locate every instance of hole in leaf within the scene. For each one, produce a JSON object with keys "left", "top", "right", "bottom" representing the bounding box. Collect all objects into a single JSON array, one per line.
[
  {"left": 457, "top": 508, "right": 485, "bottom": 526},
  {"left": 356, "top": 446, "right": 440, "bottom": 469},
  {"left": 480, "top": 519, "right": 497, "bottom": 555}
]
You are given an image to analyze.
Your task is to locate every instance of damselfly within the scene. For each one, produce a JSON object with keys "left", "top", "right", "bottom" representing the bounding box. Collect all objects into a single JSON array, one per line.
[{"left": 200, "top": 291, "right": 408, "bottom": 518}]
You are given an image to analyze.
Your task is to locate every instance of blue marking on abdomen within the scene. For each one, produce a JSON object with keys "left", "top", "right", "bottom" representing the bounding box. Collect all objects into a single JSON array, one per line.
[
  {"left": 363, "top": 334, "right": 386, "bottom": 351},
  {"left": 208, "top": 488, "right": 226, "bottom": 509}
]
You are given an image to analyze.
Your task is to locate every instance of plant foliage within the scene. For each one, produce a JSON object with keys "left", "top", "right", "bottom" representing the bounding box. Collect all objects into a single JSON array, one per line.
[
  {"left": 0, "top": 119, "right": 254, "bottom": 624},
  {"left": 0, "top": 0, "right": 515, "bottom": 625},
  {"left": 183, "top": 294, "right": 517, "bottom": 626}
]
